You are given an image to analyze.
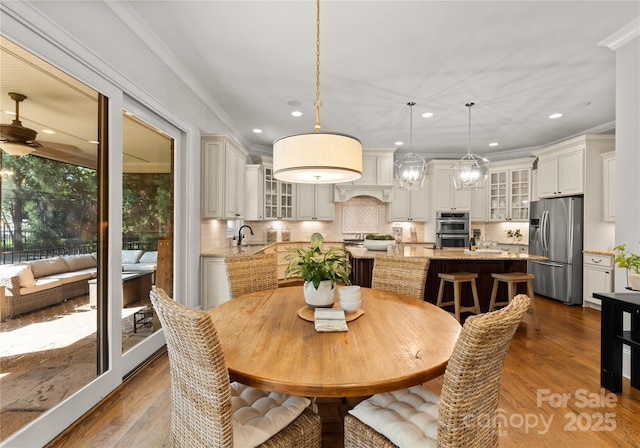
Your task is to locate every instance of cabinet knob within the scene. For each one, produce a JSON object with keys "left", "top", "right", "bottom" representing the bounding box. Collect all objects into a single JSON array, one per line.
[{"left": 592, "top": 259, "right": 601, "bottom": 263}]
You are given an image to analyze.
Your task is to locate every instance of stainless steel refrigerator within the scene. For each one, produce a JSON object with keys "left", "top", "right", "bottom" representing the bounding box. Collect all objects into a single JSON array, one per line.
[{"left": 527, "top": 197, "right": 583, "bottom": 305}]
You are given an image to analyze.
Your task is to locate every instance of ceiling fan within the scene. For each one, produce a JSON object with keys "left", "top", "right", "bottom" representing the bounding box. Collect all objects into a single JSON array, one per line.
[
  {"left": 0, "top": 92, "right": 97, "bottom": 168},
  {"left": 0, "top": 92, "right": 42, "bottom": 157}
]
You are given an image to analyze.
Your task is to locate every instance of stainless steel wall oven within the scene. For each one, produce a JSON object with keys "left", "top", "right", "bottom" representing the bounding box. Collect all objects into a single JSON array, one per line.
[{"left": 436, "top": 212, "right": 470, "bottom": 248}]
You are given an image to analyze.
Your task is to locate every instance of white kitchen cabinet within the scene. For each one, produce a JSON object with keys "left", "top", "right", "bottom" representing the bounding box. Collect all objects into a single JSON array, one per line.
[
  {"left": 202, "top": 135, "right": 247, "bottom": 219},
  {"left": 535, "top": 135, "right": 615, "bottom": 252},
  {"left": 201, "top": 256, "right": 230, "bottom": 309},
  {"left": 430, "top": 163, "right": 470, "bottom": 211},
  {"left": 534, "top": 135, "right": 614, "bottom": 199},
  {"left": 602, "top": 151, "right": 615, "bottom": 222},
  {"left": 470, "top": 187, "right": 486, "bottom": 221},
  {"left": 537, "top": 148, "right": 583, "bottom": 198},
  {"left": 264, "top": 164, "right": 295, "bottom": 220},
  {"left": 487, "top": 158, "right": 534, "bottom": 222},
  {"left": 583, "top": 253, "right": 614, "bottom": 309},
  {"left": 296, "top": 184, "right": 335, "bottom": 221},
  {"left": 352, "top": 150, "right": 394, "bottom": 186},
  {"left": 496, "top": 243, "right": 528, "bottom": 254},
  {"left": 244, "top": 164, "right": 264, "bottom": 220},
  {"left": 387, "top": 182, "right": 429, "bottom": 222}
]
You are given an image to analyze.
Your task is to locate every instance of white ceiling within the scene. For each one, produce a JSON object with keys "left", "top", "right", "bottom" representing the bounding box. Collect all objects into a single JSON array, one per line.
[
  {"left": 1, "top": 1, "right": 638, "bottom": 164},
  {"left": 0, "top": 36, "right": 172, "bottom": 171},
  {"left": 119, "top": 0, "right": 636, "bottom": 159}
]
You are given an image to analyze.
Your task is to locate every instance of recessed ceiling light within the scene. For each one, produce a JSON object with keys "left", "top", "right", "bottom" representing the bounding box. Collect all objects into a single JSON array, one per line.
[
  {"left": 291, "top": 111, "right": 302, "bottom": 117},
  {"left": 421, "top": 112, "right": 433, "bottom": 118},
  {"left": 252, "top": 128, "right": 263, "bottom": 134},
  {"left": 395, "top": 141, "right": 403, "bottom": 146},
  {"left": 489, "top": 142, "right": 499, "bottom": 147},
  {"left": 549, "top": 113, "right": 563, "bottom": 119},
  {"left": 41, "top": 129, "right": 56, "bottom": 134}
]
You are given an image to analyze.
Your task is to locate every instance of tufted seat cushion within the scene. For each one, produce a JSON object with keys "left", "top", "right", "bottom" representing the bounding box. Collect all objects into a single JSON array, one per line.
[
  {"left": 230, "top": 383, "right": 311, "bottom": 447},
  {"left": 348, "top": 385, "right": 440, "bottom": 448}
]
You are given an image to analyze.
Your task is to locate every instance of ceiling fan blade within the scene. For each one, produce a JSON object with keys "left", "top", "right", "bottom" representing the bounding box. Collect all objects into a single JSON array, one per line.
[{"left": 32, "top": 140, "right": 97, "bottom": 169}]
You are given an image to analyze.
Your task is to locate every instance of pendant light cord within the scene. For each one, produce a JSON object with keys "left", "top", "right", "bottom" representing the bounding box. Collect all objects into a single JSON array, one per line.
[
  {"left": 466, "top": 102, "right": 474, "bottom": 156},
  {"left": 314, "top": 0, "right": 322, "bottom": 132},
  {"left": 407, "top": 101, "right": 416, "bottom": 149}
]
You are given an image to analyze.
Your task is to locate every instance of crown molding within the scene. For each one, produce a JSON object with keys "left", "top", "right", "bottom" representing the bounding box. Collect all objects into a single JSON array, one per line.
[
  {"left": 598, "top": 17, "right": 640, "bottom": 51},
  {"left": 103, "top": 1, "right": 251, "bottom": 150}
]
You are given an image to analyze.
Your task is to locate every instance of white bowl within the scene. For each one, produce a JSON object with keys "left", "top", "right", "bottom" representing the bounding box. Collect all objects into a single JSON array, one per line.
[
  {"left": 338, "top": 286, "right": 361, "bottom": 299},
  {"left": 338, "top": 293, "right": 361, "bottom": 303},
  {"left": 340, "top": 299, "right": 361, "bottom": 313},
  {"left": 363, "top": 239, "right": 394, "bottom": 251}
]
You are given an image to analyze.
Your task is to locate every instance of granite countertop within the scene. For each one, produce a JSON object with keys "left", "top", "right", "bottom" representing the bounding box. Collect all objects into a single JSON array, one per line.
[
  {"left": 201, "top": 240, "right": 345, "bottom": 257},
  {"left": 202, "top": 241, "right": 538, "bottom": 260},
  {"left": 583, "top": 249, "right": 615, "bottom": 256},
  {"left": 201, "top": 243, "right": 273, "bottom": 257},
  {"left": 348, "top": 246, "right": 546, "bottom": 261}
]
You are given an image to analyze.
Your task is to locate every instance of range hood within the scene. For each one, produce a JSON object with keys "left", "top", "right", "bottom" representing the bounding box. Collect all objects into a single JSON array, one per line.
[{"left": 334, "top": 184, "right": 393, "bottom": 202}]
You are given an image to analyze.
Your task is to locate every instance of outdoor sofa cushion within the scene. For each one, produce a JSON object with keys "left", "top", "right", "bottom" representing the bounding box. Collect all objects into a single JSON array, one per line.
[
  {"left": 29, "top": 257, "right": 69, "bottom": 279},
  {"left": 122, "top": 250, "right": 144, "bottom": 264},
  {"left": 62, "top": 254, "right": 97, "bottom": 271}
]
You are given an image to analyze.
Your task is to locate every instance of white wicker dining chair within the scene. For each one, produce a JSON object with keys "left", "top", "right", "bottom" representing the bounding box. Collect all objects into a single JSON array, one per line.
[
  {"left": 225, "top": 253, "right": 278, "bottom": 299},
  {"left": 371, "top": 256, "right": 430, "bottom": 300},
  {"left": 344, "top": 294, "right": 531, "bottom": 448},
  {"left": 150, "top": 287, "right": 321, "bottom": 448}
]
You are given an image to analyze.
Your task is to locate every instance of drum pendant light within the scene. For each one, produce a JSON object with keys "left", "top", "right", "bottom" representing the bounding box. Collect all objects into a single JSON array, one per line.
[
  {"left": 273, "top": 0, "right": 362, "bottom": 184},
  {"left": 451, "top": 102, "right": 490, "bottom": 190},
  {"left": 394, "top": 102, "right": 426, "bottom": 190}
]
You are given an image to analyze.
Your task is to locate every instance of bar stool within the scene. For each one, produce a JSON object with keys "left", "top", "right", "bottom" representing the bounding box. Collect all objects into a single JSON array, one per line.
[
  {"left": 489, "top": 272, "right": 540, "bottom": 330},
  {"left": 436, "top": 272, "right": 482, "bottom": 323}
]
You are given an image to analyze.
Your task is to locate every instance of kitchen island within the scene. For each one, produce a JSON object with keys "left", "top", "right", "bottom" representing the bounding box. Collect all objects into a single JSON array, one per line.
[{"left": 348, "top": 246, "right": 547, "bottom": 312}]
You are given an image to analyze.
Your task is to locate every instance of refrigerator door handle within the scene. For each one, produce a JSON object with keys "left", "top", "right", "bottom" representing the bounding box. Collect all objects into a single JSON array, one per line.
[
  {"left": 530, "top": 260, "right": 565, "bottom": 268},
  {"left": 541, "top": 210, "right": 550, "bottom": 253}
]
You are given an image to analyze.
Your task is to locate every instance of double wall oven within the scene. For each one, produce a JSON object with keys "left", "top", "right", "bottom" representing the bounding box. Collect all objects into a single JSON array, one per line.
[{"left": 436, "top": 212, "right": 470, "bottom": 248}]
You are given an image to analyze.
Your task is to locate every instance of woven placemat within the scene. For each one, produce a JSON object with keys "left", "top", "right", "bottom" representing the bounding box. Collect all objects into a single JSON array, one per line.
[{"left": 298, "top": 305, "right": 364, "bottom": 322}]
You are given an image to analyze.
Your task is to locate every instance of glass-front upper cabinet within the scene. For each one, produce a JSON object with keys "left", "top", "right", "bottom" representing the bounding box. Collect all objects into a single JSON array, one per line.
[
  {"left": 487, "top": 158, "right": 535, "bottom": 222},
  {"left": 264, "top": 166, "right": 294, "bottom": 220}
]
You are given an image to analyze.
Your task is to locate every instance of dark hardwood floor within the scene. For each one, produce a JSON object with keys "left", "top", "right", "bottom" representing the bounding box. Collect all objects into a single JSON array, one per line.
[{"left": 47, "top": 295, "right": 640, "bottom": 447}]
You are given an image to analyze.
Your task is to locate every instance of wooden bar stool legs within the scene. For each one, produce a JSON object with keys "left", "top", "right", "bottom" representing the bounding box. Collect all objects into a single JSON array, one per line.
[
  {"left": 436, "top": 272, "right": 481, "bottom": 323},
  {"left": 489, "top": 272, "right": 540, "bottom": 330}
]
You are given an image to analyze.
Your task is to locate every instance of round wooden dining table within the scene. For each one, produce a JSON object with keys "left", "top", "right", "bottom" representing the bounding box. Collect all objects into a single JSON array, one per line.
[{"left": 207, "top": 287, "right": 461, "bottom": 397}]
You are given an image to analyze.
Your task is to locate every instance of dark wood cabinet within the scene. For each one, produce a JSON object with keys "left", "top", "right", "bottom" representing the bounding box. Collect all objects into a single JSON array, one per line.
[
  {"left": 350, "top": 255, "right": 529, "bottom": 312},
  {"left": 350, "top": 257, "right": 373, "bottom": 288}
]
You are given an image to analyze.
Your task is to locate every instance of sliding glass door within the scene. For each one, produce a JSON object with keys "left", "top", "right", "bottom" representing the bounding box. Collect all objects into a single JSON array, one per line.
[{"left": 0, "top": 34, "right": 178, "bottom": 446}]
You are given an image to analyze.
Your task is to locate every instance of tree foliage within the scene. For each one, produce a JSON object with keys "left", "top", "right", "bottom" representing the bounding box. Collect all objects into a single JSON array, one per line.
[{"left": 1, "top": 153, "right": 172, "bottom": 252}]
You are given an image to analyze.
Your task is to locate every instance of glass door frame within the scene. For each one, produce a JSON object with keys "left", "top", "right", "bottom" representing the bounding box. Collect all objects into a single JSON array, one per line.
[{"left": 1, "top": 5, "right": 200, "bottom": 446}]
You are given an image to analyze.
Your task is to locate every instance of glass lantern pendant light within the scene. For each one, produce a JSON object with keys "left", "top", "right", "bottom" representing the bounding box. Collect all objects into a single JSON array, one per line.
[
  {"left": 394, "top": 102, "right": 426, "bottom": 190},
  {"left": 451, "top": 102, "right": 490, "bottom": 190},
  {"left": 272, "top": 0, "right": 362, "bottom": 184}
]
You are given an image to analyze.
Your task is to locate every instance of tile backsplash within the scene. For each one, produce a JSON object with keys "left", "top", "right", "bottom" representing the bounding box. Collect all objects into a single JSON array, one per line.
[{"left": 200, "top": 196, "right": 426, "bottom": 252}]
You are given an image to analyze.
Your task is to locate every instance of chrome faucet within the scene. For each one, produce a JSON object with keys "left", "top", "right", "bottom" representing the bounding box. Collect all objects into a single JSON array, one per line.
[{"left": 238, "top": 225, "right": 254, "bottom": 245}]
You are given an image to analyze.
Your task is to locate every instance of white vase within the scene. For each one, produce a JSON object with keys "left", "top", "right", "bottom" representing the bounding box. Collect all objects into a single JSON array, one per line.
[
  {"left": 628, "top": 271, "right": 640, "bottom": 291},
  {"left": 303, "top": 280, "right": 336, "bottom": 309}
]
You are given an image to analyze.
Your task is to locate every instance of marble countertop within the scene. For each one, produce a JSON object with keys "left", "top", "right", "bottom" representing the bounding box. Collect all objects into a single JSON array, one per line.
[{"left": 583, "top": 249, "right": 615, "bottom": 256}]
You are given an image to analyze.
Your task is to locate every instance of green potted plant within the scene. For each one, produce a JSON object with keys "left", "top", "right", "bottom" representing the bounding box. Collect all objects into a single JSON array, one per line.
[
  {"left": 284, "top": 233, "right": 353, "bottom": 308},
  {"left": 505, "top": 229, "right": 523, "bottom": 243},
  {"left": 613, "top": 244, "right": 640, "bottom": 291}
]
